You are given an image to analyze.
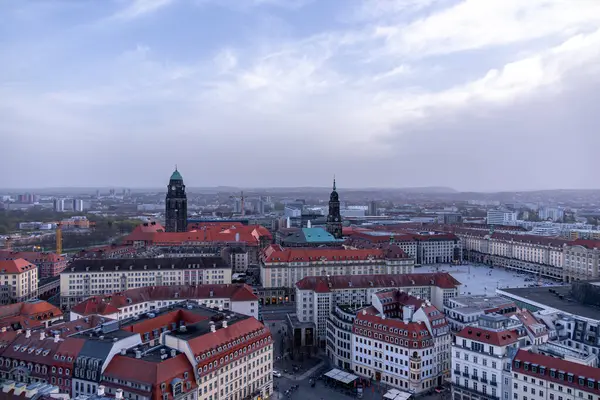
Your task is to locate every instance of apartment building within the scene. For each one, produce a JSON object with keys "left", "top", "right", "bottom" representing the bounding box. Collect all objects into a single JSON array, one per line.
[
  {"left": 60, "top": 257, "right": 232, "bottom": 309},
  {"left": 563, "top": 240, "right": 600, "bottom": 282},
  {"left": 346, "top": 230, "right": 462, "bottom": 265},
  {"left": 296, "top": 272, "right": 460, "bottom": 345},
  {"left": 326, "top": 304, "right": 360, "bottom": 370},
  {"left": 0, "top": 259, "right": 38, "bottom": 305},
  {"left": 452, "top": 315, "right": 528, "bottom": 400},
  {"left": 512, "top": 349, "right": 600, "bottom": 400},
  {"left": 351, "top": 302, "right": 444, "bottom": 394},
  {"left": 260, "top": 244, "right": 414, "bottom": 289},
  {"left": 459, "top": 230, "right": 567, "bottom": 280},
  {"left": 0, "top": 302, "right": 272, "bottom": 400},
  {"left": 164, "top": 311, "right": 273, "bottom": 400},
  {"left": 498, "top": 282, "right": 600, "bottom": 360},
  {"left": 0, "top": 251, "right": 67, "bottom": 279},
  {"left": 69, "top": 284, "right": 259, "bottom": 321}
]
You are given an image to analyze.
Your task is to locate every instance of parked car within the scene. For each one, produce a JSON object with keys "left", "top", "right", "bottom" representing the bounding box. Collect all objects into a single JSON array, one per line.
[{"left": 272, "top": 370, "right": 282, "bottom": 378}]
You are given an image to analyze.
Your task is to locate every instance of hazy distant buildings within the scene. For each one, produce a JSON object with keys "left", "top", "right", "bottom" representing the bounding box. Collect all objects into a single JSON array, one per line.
[
  {"left": 72, "top": 199, "right": 84, "bottom": 212},
  {"left": 368, "top": 200, "right": 377, "bottom": 216},
  {"left": 487, "top": 209, "right": 518, "bottom": 225},
  {"left": 539, "top": 207, "right": 565, "bottom": 222},
  {"left": 53, "top": 198, "right": 65, "bottom": 212}
]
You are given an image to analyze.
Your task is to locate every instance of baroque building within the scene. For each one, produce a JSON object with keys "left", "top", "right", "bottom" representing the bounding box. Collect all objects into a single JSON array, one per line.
[{"left": 326, "top": 178, "right": 342, "bottom": 239}]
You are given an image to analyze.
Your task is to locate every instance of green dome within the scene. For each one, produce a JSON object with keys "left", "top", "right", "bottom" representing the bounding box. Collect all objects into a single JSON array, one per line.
[{"left": 170, "top": 169, "right": 183, "bottom": 181}]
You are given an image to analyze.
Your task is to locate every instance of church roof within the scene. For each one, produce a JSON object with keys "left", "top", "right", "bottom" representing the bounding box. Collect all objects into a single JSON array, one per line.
[{"left": 170, "top": 169, "right": 183, "bottom": 181}]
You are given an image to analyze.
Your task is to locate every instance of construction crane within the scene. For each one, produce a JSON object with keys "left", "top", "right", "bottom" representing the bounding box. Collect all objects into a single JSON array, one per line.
[
  {"left": 56, "top": 223, "right": 62, "bottom": 255},
  {"left": 230, "top": 191, "right": 245, "bottom": 216}
]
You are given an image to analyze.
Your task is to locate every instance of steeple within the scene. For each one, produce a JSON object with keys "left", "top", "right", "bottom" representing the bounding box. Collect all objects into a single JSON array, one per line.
[
  {"left": 165, "top": 167, "right": 187, "bottom": 232},
  {"left": 326, "top": 176, "right": 342, "bottom": 239}
]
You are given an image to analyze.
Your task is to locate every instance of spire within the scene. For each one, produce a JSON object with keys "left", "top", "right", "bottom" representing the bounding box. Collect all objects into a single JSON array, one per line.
[{"left": 333, "top": 175, "right": 336, "bottom": 191}]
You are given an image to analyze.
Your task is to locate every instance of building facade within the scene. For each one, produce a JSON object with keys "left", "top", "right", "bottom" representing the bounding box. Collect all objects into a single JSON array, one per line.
[
  {"left": 59, "top": 257, "right": 232, "bottom": 309},
  {"left": 563, "top": 240, "right": 600, "bottom": 282},
  {"left": 165, "top": 168, "right": 188, "bottom": 233},
  {"left": 261, "top": 244, "right": 414, "bottom": 289},
  {"left": 0, "top": 251, "right": 67, "bottom": 279},
  {"left": 296, "top": 272, "right": 460, "bottom": 345},
  {"left": 0, "top": 259, "right": 38, "bottom": 305}
]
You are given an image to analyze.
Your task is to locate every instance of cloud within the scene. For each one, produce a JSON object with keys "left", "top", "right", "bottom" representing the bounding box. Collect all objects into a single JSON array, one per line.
[
  {"left": 111, "top": 0, "right": 176, "bottom": 20},
  {"left": 1, "top": 0, "right": 600, "bottom": 189}
]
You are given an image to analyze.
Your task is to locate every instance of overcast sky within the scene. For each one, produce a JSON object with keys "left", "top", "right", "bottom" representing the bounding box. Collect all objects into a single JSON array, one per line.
[{"left": 2, "top": 0, "right": 600, "bottom": 191}]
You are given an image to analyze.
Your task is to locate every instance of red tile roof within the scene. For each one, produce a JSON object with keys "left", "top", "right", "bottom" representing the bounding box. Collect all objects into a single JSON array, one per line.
[
  {"left": 515, "top": 309, "right": 547, "bottom": 338},
  {"left": 262, "top": 244, "right": 409, "bottom": 263},
  {"left": 0, "top": 251, "right": 65, "bottom": 263},
  {"left": 0, "top": 259, "right": 37, "bottom": 274},
  {"left": 71, "top": 284, "right": 257, "bottom": 316},
  {"left": 188, "top": 317, "right": 267, "bottom": 357},
  {"left": 189, "top": 318, "right": 272, "bottom": 373},
  {"left": 122, "top": 309, "right": 207, "bottom": 336},
  {"left": 124, "top": 224, "right": 271, "bottom": 247},
  {"left": 0, "top": 301, "right": 62, "bottom": 330},
  {"left": 513, "top": 349, "right": 600, "bottom": 394},
  {"left": 296, "top": 272, "right": 461, "bottom": 292},
  {"left": 455, "top": 326, "right": 520, "bottom": 346},
  {"left": 102, "top": 352, "right": 196, "bottom": 400},
  {"left": 569, "top": 239, "right": 600, "bottom": 249}
]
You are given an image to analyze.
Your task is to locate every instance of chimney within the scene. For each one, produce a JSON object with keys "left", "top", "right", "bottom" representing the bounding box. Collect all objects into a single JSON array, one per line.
[
  {"left": 135, "top": 350, "right": 142, "bottom": 359},
  {"left": 223, "top": 320, "right": 228, "bottom": 328},
  {"left": 25, "top": 329, "right": 31, "bottom": 338},
  {"left": 120, "top": 348, "right": 126, "bottom": 356},
  {"left": 115, "top": 389, "right": 124, "bottom": 400},
  {"left": 40, "top": 331, "right": 46, "bottom": 340},
  {"left": 171, "top": 349, "right": 176, "bottom": 358},
  {"left": 54, "top": 333, "right": 60, "bottom": 343},
  {"left": 97, "top": 386, "right": 105, "bottom": 396}
]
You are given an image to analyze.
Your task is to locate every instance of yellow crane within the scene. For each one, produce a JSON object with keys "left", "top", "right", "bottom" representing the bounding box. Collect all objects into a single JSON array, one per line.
[{"left": 56, "top": 223, "right": 62, "bottom": 255}]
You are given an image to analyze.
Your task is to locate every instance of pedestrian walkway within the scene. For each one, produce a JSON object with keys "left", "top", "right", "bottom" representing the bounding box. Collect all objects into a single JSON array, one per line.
[{"left": 281, "top": 359, "right": 325, "bottom": 381}]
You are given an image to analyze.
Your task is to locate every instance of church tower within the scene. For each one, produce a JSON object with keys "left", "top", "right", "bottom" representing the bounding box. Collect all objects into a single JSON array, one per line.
[
  {"left": 165, "top": 168, "right": 187, "bottom": 232},
  {"left": 326, "top": 177, "right": 343, "bottom": 239}
]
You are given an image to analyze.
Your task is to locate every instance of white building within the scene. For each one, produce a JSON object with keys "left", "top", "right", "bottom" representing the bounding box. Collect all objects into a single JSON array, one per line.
[
  {"left": 487, "top": 210, "right": 518, "bottom": 226},
  {"left": 538, "top": 207, "right": 565, "bottom": 222},
  {"left": 0, "top": 259, "right": 38, "bottom": 304},
  {"left": 296, "top": 272, "right": 460, "bottom": 346},
  {"left": 60, "top": 256, "right": 232, "bottom": 309},
  {"left": 512, "top": 349, "right": 600, "bottom": 400},
  {"left": 452, "top": 315, "right": 528, "bottom": 400},
  {"left": 260, "top": 245, "right": 415, "bottom": 289},
  {"left": 562, "top": 239, "right": 600, "bottom": 282},
  {"left": 72, "top": 199, "right": 84, "bottom": 212},
  {"left": 53, "top": 198, "right": 65, "bottom": 212},
  {"left": 69, "top": 283, "right": 259, "bottom": 321},
  {"left": 351, "top": 300, "right": 447, "bottom": 394}
]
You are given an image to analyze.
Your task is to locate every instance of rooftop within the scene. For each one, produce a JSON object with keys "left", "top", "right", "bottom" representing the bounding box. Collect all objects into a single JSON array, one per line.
[
  {"left": 514, "top": 349, "right": 600, "bottom": 393},
  {"left": 71, "top": 284, "right": 257, "bottom": 316},
  {"left": 296, "top": 272, "right": 461, "bottom": 292},
  {"left": 0, "top": 259, "right": 37, "bottom": 274},
  {"left": 169, "top": 169, "right": 183, "bottom": 181},
  {"left": 263, "top": 244, "right": 409, "bottom": 263},
  {"left": 448, "top": 295, "right": 516, "bottom": 310},
  {"left": 498, "top": 286, "right": 600, "bottom": 321},
  {"left": 455, "top": 325, "right": 521, "bottom": 346},
  {"left": 64, "top": 256, "right": 229, "bottom": 273}
]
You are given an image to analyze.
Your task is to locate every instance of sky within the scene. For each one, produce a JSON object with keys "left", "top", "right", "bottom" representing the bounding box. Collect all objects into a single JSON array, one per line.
[{"left": 2, "top": 0, "right": 600, "bottom": 191}]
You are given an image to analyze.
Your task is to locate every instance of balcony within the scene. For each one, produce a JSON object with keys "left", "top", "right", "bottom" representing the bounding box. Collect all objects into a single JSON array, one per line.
[
  {"left": 453, "top": 384, "right": 500, "bottom": 400},
  {"left": 480, "top": 378, "right": 488, "bottom": 384},
  {"left": 471, "top": 375, "right": 479, "bottom": 381},
  {"left": 490, "top": 381, "right": 498, "bottom": 387},
  {"left": 462, "top": 372, "right": 470, "bottom": 378},
  {"left": 453, "top": 370, "right": 461, "bottom": 376}
]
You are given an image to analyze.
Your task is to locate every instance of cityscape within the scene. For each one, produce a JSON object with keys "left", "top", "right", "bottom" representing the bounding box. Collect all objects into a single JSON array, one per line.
[{"left": 2, "top": 1, "right": 600, "bottom": 400}]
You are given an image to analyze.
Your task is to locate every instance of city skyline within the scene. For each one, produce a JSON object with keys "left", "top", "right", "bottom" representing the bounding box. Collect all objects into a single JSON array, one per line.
[{"left": 2, "top": 0, "right": 600, "bottom": 191}]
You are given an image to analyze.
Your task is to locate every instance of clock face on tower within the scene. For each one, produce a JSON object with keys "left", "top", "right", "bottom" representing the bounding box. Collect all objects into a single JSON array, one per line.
[{"left": 171, "top": 186, "right": 175, "bottom": 190}]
